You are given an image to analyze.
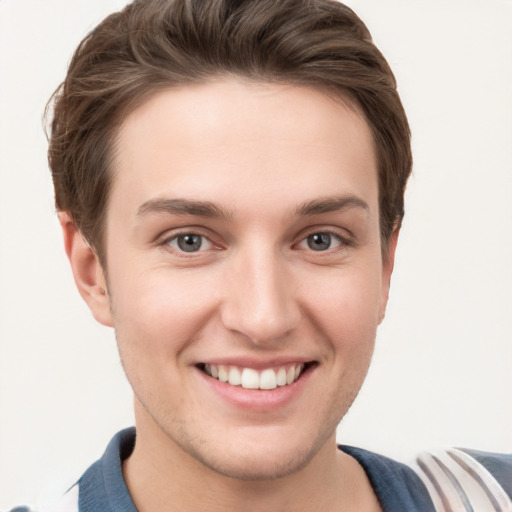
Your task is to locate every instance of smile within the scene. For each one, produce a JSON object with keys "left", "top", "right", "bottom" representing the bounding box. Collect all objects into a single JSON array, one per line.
[{"left": 201, "top": 363, "right": 307, "bottom": 390}]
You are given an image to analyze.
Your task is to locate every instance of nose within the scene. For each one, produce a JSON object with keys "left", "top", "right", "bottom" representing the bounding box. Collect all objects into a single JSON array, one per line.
[{"left": 220, "top": 245, "right": 300, "bottom": 346}]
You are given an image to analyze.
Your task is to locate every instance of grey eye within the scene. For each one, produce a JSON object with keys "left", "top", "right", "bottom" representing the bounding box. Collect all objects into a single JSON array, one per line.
[
  {"left": 166, "top": 232, "right": 214, "bottom": 254},
  {"left": 176, "top": 234, "right": 204, "bottom": 252},
  {"left": 306, "top": 233, "right": 332, "bottom": 251}
]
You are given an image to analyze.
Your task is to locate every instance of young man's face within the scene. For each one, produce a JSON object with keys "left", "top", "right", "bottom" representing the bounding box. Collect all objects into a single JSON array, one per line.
[{"left": 80, "top": 80, "right": 396, "bottom": 480}]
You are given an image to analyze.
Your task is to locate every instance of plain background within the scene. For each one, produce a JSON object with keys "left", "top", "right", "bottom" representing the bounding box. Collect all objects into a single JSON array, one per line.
[{"left": 1, "top": 0, "right": 511, "bottom": 509}]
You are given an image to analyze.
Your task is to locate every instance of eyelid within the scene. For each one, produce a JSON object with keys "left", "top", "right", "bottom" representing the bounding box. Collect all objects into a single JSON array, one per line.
[
  {"left": 156, "top": 225, "right": 354, "bottom": 255},
  {"left": 295, "top": 232, "right": 340, "bottom": 251},
  {"left": 158, "top": 227, "right": 221, "bottom": 254},
  {"left": 167, "top": 234, "right": 213, "bottom": 252},
  {"left": 294, "top": 227, "right": 354, "bottom": 250}
]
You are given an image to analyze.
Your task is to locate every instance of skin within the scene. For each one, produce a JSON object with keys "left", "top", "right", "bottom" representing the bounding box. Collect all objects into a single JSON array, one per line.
[{"left": 61, "top": 80, "right": 397, "bottom": 511}]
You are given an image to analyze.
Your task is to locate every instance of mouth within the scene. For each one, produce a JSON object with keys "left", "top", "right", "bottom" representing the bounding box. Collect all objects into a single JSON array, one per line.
[{"left": 197, "top": 362, "right": 316, "bottom": 390}]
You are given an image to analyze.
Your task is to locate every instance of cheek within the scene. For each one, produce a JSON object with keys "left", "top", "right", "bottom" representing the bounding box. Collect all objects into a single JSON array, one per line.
[
  {"left": 109, "top": 268, "right": 220, "bottom": 408},
  {"left": 305, "top": 265, "right": 383, "bottom": 342},
  {"left": 109, "top": 266, "right": 219, "bottom": 357}
]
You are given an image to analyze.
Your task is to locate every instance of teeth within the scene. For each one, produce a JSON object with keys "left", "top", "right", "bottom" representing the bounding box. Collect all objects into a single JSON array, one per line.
[
  {"left": 276, "top": 367, "right": 287, "bottom": 386},
  {"left": 241, "top": 368, "right": 259, "bottom": 389},
  {"left": 204, "top": 363, "right": 305, "bottom": 390},
  {"left": 259, "top": 369, "right": 277, "bottom": 390},
  {"left": 228, "top": 366, "right": 241, "bottom": 386},
  {"left": 218, "top": 365, "right": 228, "bottom": 383}
]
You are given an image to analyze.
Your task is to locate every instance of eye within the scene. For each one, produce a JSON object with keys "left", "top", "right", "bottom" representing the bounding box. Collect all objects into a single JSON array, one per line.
[
  {"left": 166, "top": 233, "right": 213, "bottom": 253},
  {"left": 298, "top": 232, "right": 343, "bottom": 252}
]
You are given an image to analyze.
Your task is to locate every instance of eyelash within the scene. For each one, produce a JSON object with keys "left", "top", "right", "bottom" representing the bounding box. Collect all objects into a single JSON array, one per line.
[
  {"left": 160, "top": 229, "right": 218, "bottom": 255},
  {"left": 159, "top": 228, "right": 353, "bottom": 256},
  {"left": 296, "top": 230, "right": 353, "bottom": 252}
]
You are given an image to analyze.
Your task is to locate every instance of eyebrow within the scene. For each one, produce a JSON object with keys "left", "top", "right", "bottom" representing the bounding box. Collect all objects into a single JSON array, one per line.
[
  {"left": 137, "top": 195, "right": 369, "bottom": 220},
  {"left": 137, "top": 198, "right": 232, "bottom": 219},
  {"left": 294, "top": 195, "right": 369, "bottom": 216}
]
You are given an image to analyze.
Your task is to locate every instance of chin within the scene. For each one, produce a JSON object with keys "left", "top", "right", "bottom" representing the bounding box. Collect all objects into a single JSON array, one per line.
[
  {"left": 167, "top": 420, "right": 336, "bottom": 482},
  {"left": 189, "top": 439, "right": 322, "bottom": 481}
]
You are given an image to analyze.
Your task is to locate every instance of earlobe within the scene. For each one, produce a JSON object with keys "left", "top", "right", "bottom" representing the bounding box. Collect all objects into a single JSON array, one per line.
[
  {"left": 378, "top": 227, "right": 400, "bottom": 324},
  {"left": 59, "top": 212, "right": 113, "bottom": 327}
]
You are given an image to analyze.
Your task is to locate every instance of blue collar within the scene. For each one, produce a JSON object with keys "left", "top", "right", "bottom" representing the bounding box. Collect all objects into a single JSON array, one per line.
[{"left": 78, "top": 427, "right": 435, "bottom": 512}]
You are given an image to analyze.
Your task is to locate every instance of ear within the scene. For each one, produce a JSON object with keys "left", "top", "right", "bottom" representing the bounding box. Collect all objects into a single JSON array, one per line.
[
  {"left": 378, "top": 227, "right": 400, "bottom": 324},
  {"left": 59, "top": 212, "right": 113, "bottom": 327}
]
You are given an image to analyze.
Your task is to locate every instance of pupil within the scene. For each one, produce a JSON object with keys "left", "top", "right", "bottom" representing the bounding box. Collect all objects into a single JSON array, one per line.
[
  {"left": 308, "top": 233, "right": 331, "bottom": 251},
  {"left": 178, "top": 234, "right": 202, "bottom": 252}
]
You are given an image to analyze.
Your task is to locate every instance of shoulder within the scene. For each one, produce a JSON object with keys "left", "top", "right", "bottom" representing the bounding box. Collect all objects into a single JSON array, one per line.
[
  {"left": 339, "top": 445, "right": 436, "bottom": 511},
  {"left": 340, "top": 445, "right": 512, "bottom": 512},
  {"left": 414, "top": 448, "right": 512, "bottom": 511}
]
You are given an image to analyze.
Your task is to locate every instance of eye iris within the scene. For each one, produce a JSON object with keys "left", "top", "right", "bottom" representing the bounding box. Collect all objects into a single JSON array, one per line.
[
  {"left": 307, "top": 233, "right": 331, "bottom": 251},
  {"left": 177, "top": 234, "right": 202, "bottom": 252}
]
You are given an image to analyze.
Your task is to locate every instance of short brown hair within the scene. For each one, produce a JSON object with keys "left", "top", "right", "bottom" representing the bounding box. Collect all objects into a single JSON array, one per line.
[{"left": 47, "top": 0, "right": 411, "bottom": 263}]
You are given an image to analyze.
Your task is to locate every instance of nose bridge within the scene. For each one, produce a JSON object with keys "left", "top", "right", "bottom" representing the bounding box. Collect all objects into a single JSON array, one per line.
[{"left": 221, "top": 240, "right": 299, "bottom": 344}]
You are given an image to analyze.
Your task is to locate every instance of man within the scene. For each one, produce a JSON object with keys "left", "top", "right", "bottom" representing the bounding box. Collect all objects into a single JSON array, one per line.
[{"left": 10, "top": 0, "right": 512, "bottom": 510}]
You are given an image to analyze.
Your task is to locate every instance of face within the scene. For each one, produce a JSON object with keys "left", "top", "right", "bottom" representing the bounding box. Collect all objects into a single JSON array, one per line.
[{"left": 93, "top": 80, "right": 395, "bottom": 479}]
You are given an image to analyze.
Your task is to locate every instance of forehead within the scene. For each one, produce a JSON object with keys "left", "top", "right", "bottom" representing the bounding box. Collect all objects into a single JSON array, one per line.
[{"left": 110, "top": 79, "right": 378, "bottom": 219}]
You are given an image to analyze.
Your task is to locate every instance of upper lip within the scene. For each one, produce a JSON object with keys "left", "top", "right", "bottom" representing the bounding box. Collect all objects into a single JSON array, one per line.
[{"left": 196, "top": 356, "right": 316, "bottom": 370}]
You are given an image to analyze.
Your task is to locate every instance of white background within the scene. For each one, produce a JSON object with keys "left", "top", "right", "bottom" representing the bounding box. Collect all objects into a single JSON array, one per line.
[{"left": 1, "top": 0, "right": 511, "bottom": 509}]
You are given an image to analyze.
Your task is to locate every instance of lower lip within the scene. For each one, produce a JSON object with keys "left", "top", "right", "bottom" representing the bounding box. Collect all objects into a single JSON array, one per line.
[{"left": 195, "top": 366, "right": 313, "bottom": 411}]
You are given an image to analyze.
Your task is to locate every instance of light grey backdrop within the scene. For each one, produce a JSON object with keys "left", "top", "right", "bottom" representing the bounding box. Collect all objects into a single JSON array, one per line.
[{"left": 1, "top": 0, "right": 511, "bottom": 509}]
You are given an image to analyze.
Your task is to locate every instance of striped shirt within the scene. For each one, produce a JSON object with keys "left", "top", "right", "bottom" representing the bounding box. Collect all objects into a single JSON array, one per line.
[{"left": 10, "top": 428, "right": 512, "bottom": 511}]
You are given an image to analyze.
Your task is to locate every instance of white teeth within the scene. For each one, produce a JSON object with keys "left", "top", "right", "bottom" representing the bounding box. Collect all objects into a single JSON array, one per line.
[
  {"left": 218, "top": 365, "right": 228, "bottom": 383},
  {"left": 276, "top": 367, "right": 287, "bottom": 386},
  {"left": 205, "top": 363, "right": 306, "bottom": 390},
  {"left": 241, "top": 368, "right": 260, "bottom": 389},
  {"left": 259, "top": 369, "right": 277, "bottom": 390},
  {"left": 228, "top": 366, "right": 241, "bottom": 386}
]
